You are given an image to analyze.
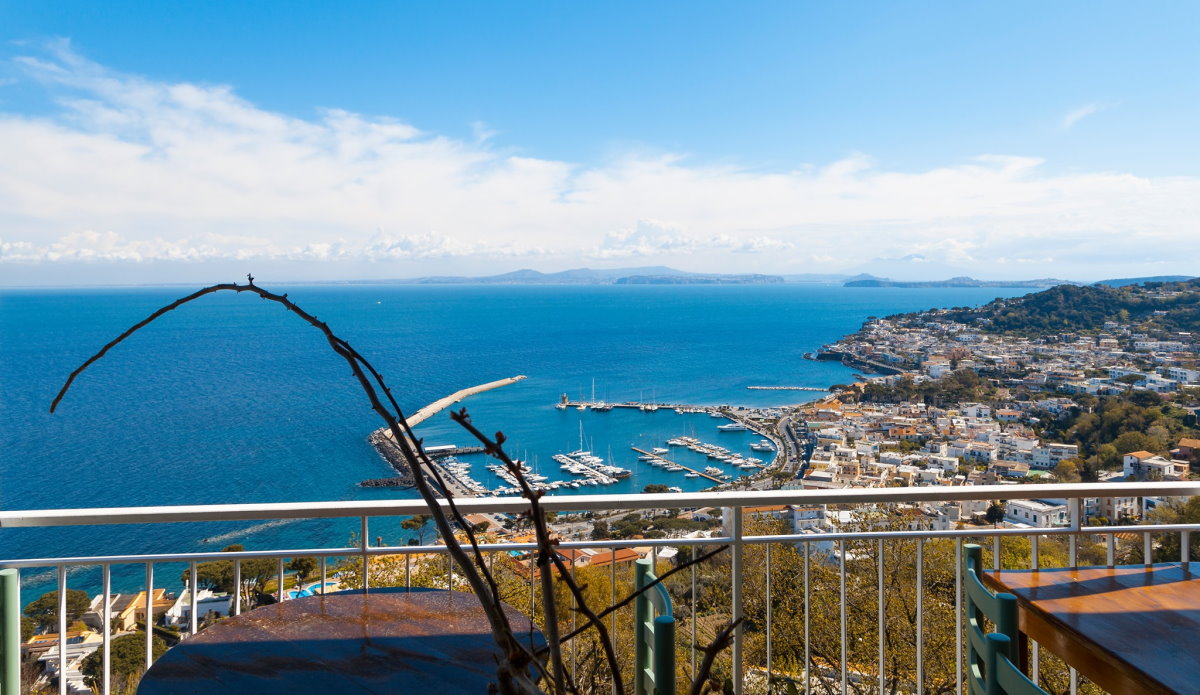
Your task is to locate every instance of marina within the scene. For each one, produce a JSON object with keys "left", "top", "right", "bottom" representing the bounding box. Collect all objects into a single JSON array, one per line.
[{"left": 630, "top": 447, "right": 726, "bottom": 484}]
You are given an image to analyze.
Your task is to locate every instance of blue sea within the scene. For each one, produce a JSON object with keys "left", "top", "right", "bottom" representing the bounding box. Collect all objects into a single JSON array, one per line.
[{"left": 1, "top": 283, "right": 1029, "bottom": 601}]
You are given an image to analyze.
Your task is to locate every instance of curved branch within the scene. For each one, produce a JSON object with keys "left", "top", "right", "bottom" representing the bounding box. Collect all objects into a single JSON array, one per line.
[{"left": 52, "top": 280, "right": 543, "bottom": 694}]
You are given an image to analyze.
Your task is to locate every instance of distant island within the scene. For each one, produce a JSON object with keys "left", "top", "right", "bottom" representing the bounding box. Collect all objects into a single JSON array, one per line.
[
  {"left": 842, "top": 274, "right": 1196, "bottom": 289},
  {"left": 358, "top": 266, "right": 790, "bottom": 285},
  {"left": 843, "top": 275, "right": 1078, "bottom": 288},
  {"left": 615, "top": 273, "right": 783, "bottom": 285},
  {"left": 322, "top": 268, "right": 1195, "bottom": 288}
]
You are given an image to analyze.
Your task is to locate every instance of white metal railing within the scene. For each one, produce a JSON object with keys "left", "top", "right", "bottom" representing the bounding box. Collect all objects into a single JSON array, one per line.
[{"left": 4, "top": 481, "right": 1200, "bottom": 695}]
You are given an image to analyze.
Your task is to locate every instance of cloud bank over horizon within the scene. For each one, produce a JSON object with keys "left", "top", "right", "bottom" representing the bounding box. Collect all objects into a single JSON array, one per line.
[{"left": 2, "top": 43, "right": 1198, "bottom": 284}]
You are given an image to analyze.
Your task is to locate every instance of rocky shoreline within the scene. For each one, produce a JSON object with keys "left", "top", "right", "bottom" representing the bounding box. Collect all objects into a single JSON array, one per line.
[{"left": 366, "top": 429, "right": 415, "bottom": 486}]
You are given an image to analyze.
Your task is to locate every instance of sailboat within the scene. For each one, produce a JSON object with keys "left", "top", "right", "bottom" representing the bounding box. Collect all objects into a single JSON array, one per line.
[{"left": 592, "top": 377, "right": 613, "bottom": 411}]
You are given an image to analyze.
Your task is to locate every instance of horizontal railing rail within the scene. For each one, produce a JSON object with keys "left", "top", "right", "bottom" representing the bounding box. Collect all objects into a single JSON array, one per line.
[{"left": 3, "top": 481, "right": 1198, "bottom": 527}]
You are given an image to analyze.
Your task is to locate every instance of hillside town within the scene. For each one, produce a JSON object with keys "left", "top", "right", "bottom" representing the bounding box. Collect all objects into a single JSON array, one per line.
[{"left": 785, "top": 282, "right": 1199, "bottom": 529}]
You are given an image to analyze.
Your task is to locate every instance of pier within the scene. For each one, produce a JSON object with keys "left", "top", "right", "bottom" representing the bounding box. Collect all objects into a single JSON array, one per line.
[
  {"left": 404, "top": 375, "right": 527, "bottom": 428},
  {"left": 630, "top": 447, "right": 725, "bottom": 484},
  {"left": 746, "top": 385, "right": 827, "bottom": 392},
  {"left": 369, "top": 376, "right": 526, "bottom": 487}
]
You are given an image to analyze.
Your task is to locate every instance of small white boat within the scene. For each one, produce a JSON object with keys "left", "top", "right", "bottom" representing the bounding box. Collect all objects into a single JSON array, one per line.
[
  {"left": 718, "top": 423, "right": 749, "bottom": 432},
  {"left": 652, "top": 447, "right": 669, "bottom": 454},
  {"left": 668, "top": 486, "right": 683, "bottom": 493},
  {"left": 684, "top": 472, "right": 700, "bottom": 478}
]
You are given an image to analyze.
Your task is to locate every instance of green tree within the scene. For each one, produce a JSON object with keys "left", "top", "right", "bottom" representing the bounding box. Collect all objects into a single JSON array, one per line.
[
  {"left": 80, "top": 632, "right": 167, "bottom": 692},
  {"left": 643, "top": 484, "right": 669, "bottom": 493},
  {"left": 23, "top": 589, "right": 91, "bottom": 630},
  {"left": 184, "top": 544, "right": 275, "bottom": 595},
  {"left": 984, "top": 502, "right": 1006, "bottom": 527},
  {"left": 287, "top": 557, "right": 319, "bottom": 584},
  {"left": 401, "top": 514, "right": 432, "bottom": 545}
]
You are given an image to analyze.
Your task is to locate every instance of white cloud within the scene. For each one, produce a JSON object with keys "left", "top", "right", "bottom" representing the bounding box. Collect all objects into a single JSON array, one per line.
[
  {"left": 1061, "top": 103, "right": 1101, "bottom": 130},
  {"left": 0, "top": 44, "right": 1197, "bottom": 282}
]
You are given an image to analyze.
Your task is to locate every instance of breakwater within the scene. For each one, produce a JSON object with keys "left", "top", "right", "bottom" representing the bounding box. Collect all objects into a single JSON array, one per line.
[
  {"left": 367, "top": 376, "right": 526, "bottom": 485},
  {"left": 813, "top": 350, "right": 904, "bottom": 375}
]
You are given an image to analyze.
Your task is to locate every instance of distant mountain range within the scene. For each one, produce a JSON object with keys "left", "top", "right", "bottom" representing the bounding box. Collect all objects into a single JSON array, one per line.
[
  {"left": 332, "top": 268, "right": 1196, "bottom": 288},
  {"left": 843, "top": 275, "right": 1077, "bottom": 288},
  {"left": 1091, "top": 275, "right": 1197, "bottom": 288},
  {"left": 843, "top": 274, "right": 1197, "bottom": 289},
  {"left": 371, "top": 266, "right": 790, "bottom": 285}
]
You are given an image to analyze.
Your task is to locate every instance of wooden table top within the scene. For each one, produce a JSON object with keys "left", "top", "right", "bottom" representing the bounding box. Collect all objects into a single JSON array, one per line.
[
  {"left": 984, "top": 563, "right": 1200, "bottom": 695},
  {"left": 138, "top": 588, "right": 545, "bottom": 695}
]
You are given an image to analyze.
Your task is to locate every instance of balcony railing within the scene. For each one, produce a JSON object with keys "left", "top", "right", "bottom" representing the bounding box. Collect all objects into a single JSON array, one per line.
[{"left": 4, "top": 481, "right": 1200, "bottom": 695}]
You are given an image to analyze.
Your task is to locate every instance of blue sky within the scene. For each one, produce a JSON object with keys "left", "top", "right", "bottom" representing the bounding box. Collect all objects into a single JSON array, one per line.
[{"left": 1, "top": 1, "right": 1198, "bottom": 284}]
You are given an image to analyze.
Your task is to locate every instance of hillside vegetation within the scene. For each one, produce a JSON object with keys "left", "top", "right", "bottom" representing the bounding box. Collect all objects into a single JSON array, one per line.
[{"left": 938, "top": 278, "right": 1200, "bottom": 335}]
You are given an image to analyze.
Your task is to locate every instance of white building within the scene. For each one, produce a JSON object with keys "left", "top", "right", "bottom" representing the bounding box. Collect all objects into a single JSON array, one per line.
[{"left": 1005, "top": 499, "right": 1069, "bottom": 527}]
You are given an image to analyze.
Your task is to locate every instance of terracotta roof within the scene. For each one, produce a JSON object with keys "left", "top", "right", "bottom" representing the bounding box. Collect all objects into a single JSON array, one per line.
[
  {"left": 1179, "top": 438, "right": 1200, "bottom": 448},
  {"left": 1125, "top": 451, "right": 1155, "bottom": 459},
  {"left": 585, "top": 548, "right": 641, "bottom": 568}
]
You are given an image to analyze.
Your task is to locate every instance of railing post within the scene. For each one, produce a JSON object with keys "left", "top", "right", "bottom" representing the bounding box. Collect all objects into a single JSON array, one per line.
[
  {"left": 189, "top": 561, "right": 199, "bottom": 635},
  {"left": 1, "top": 568, "right": 19, "bottom": 695},
  {"left": 1069, "top": 498, "right": 1082, "bottom": 569},
  {"left": 101, "top": 564, "right": 111, "bottom": 695},
  {"left": 58, "top": 565, "right": 66, "bottom": 695},
  {"left": 145, "top": 562, "right": 154, "bottom": 670},
  {"left": 360, "top": 516, "right": 370, "bottom": 591},
  {"left": 233, "top": 559, "right": 242, "bottom": 615},
  {"left": 724, "top": 506, "right": 744, "bottom": 695}
]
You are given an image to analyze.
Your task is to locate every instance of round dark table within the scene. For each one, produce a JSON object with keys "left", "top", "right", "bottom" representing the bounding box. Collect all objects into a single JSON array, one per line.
[{"left": 138, "top": 588, "right": 545, "bottom": 694}]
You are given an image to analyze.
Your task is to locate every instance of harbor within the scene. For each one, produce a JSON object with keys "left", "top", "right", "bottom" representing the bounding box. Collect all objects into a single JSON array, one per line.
[{"left": 366, "top": 376, "right": 817, "bottom": 498}]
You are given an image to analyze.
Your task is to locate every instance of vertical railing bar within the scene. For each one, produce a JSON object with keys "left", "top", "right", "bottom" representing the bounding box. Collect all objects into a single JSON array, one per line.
[
  {"left": 839, "top": 538, "right": 847, "bottom": 695},
  {"left": 992, "top": 535, "right": 1000, "bottom": 571},
  {"left": 1106, "top": 533, "right": 1115, "bottom": 568},
  {"left": 766, "top": 543, "right": 773, "bottom": 686},
  {"left": 804, "top": 540, "right": 810, "bottom": 695},
  {"left": 691, "top": 559, "right": 697, "bottom": 682},
  {"left": 1183, "top": 530, "right": 1191, "bottom": 563},
  {"left": 102, "top": 563, "right": 111, "bottom": 695},
  {"left": 611, "top": 544, "right": 617, "bottom": 695},
  {"left": 571, "top": 556, "right": 578, "bottom": 678},
  {"left": 1031, "top": 534, "right": 1040, "bottom": 571},
  {"left": 360, "top": 516, "right": 370, "bottom": 591},
  {"left": 880, "top": 538, "right": 887, "bottom": 695},
  {"left": 730, "top": 507, "right": 744, "bottom": 695},
  {"left": 406, "top": 553, "right": 412, "bottom": 591},
  {"left": 916, "top": 539, "right": 924, "bottom": 695},
  {"left": 277, "top": 557, "right": 285, "bottom": 602},
  {"left": 1144, "top": 532, "right": 1153, "bottom": 568},
  {"left": 446, "top": 553, "right": 453, "bottom": 592},
  {"left": 145, "top": 562, "right": 154, "bottom": 670},
  {"left": 58, "top": 564, "right": 67, "bottom": 695},
  {"left": 1032, "top": 640, "right": 1040, "bottom": 687},
  {"left": 189, "top": 560, "right": 199, "bottom": 635},
  {"left": 233, "top": 559, "right": 242, "bottom": 615},
  {"left": 320, "top": 556, "right": 327, "bottom": 594},
  {"left": 1069, "top": 498, "right": 1081, "bottom": 569},
  {"left": 954, "top": 539, "right": 962, "bottom": 695},
  {"left": 1070, "top": 667, "right": 1078, "bottom": 695}
]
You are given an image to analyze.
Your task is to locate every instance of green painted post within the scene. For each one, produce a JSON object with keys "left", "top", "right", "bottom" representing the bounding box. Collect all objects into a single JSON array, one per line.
[
  {"left": 635, "top": 558, "right": 651, "bottom": 695},
  {"left": 653, "top": 615, "right": 675, "bottom": 695},
  {"left": 1, "top": 568, "right": 19, "bottom": 695}
]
